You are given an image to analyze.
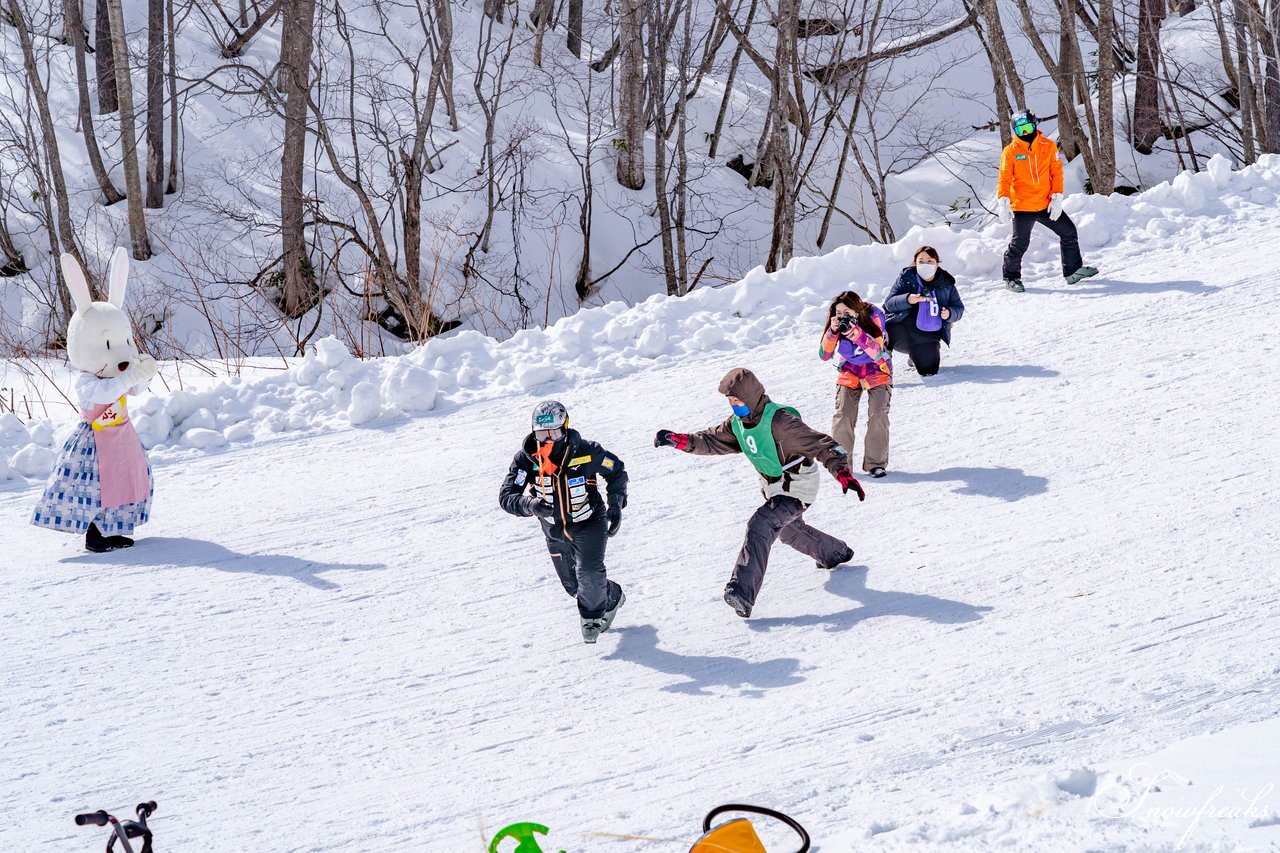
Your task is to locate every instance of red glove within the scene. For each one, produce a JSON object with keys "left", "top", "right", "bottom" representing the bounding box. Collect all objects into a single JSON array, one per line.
[
  {"left": 835, "top": 469, "right": 865, "bottom": 500},
  {"left": 654, "top": 429, "right": 690, "bottom": 450}
]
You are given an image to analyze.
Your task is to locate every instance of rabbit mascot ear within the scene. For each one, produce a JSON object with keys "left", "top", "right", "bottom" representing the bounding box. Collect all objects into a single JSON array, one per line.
[
  {"left": 60, "top": 253, "right": 93, "bottom": 313},
  {"left": 106, "top": 246, "right": 129, "bottom": 308}
]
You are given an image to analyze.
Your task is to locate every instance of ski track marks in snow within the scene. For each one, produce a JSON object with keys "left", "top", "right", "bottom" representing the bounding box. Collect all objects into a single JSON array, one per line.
[{"left": 3, "top": 162, "right": 1280, "bottom": 851}]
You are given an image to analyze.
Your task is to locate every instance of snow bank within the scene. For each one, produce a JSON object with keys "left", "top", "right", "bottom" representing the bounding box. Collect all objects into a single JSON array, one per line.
[{"left": 3, "top": 154, "right": 1277, "bottom": 481}]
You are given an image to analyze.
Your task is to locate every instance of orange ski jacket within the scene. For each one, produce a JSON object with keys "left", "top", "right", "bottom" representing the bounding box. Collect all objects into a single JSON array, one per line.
[{"left": 998, "top": 133, "right": 1064, "bottom": 212}]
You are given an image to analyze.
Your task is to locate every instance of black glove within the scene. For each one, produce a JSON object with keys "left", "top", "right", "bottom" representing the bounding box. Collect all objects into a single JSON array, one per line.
[
  {"left": 607, "top": 505, "right": 622, "bottom": 537},
  {"left": 654, "top": 429, "right": 690, "bottom": 450},
  {"left": 525, "top": 497, "right": 556, "bottom": 519}
]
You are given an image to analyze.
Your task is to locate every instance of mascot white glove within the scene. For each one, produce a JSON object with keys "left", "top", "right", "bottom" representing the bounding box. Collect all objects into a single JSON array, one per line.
[
  {"left": 1048, "top": 193, "right": 1064, "bottom": 221},
  {"left": 996, "top": 196, "right": 1013, "bottom": 224},
  {"left": 124, "top": 353, "right": 158, "bottom": 387}
]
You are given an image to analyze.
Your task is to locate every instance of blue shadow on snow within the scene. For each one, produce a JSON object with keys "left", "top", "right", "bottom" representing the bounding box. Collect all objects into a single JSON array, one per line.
[
  {"left": 61, "top": 536, "right": 386, "bottom": 590},
  {"left": 877, "top": 466, "right": 1047, "bottom": 501},
  {"left": 748, "top": 565, "right": 993, "bottom": 633},
  {"left": 925, "top": 364, "right": 1060, "bottom": 384},
  {"left": 602, "top": 623, "right": 805, "bottom": 696}
]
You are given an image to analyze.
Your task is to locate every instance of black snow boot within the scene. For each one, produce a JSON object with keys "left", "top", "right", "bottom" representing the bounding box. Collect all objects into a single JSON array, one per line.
[{"left": 85, "top": 523, "right": 134, "bottom": 553}]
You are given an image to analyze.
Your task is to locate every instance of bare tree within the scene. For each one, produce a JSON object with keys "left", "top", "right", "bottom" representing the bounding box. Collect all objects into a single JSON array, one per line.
[
  {"left": 145, "top": 0, "right": 165, "bottom": 207},
  {"left": 103, "top": 0, "right": 154, "bottom": 258},
  {"left": 278, "top": 0, "right": 318, "bottom": 315},
  {"left": 95, "top": 0, "right": 118, "bottom": 113},
  {"left": 615, "top": 0, "right": 647, "bottom": 190},
  {"left": 64, "top": 0, "right": 125, "bottom": 204},
  {"left": 1132, "top": 0, "right": 1165, "bottom": 152},
  {"left": 4, "top": 0, "right": 91, "bottom": 283}
]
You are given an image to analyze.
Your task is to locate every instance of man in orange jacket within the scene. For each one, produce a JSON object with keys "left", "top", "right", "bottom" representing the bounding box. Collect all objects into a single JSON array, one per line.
[{"left": 996, "top": 110, "right": 1098, "bottom": 292}]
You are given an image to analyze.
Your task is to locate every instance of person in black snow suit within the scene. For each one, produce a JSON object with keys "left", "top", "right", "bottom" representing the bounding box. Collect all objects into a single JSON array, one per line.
[
  {"left": 654, "top": 368, "right": 866, "bottom": 619},
  {"left": 499, "top": 400, "right": 628, "bottom": 643},
  {"left": 882, "top": 245, "right": 966, "bottom": 377}
]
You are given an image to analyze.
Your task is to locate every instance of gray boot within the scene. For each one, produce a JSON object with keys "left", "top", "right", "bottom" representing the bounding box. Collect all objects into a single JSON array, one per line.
[{"left": 581, "top": 617, "right": 606, "bottom": 643}]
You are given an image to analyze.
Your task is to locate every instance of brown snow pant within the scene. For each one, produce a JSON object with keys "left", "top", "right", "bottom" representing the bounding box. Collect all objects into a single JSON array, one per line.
[
  {"left": 728, "top": 495, "right": 850, "bottom": 607},
  {"left": 832, "top": 383, "right": 891, "bottom": 472}
]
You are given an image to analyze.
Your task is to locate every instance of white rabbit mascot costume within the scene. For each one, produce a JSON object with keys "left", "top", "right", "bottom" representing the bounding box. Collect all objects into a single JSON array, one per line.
[{"left": 31, "top": 248, "right": 158, "bottom": 552}]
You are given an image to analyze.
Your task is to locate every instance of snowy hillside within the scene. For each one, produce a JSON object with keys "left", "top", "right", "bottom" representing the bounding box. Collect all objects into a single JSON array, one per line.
[{"left": 2, "top": 162, "right": 1279, "bottom": 851}]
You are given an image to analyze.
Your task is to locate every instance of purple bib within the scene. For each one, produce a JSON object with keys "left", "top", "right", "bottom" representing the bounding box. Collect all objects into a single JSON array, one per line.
[{"left": 914, "top": 273, "right": 943, "bottom": 332}]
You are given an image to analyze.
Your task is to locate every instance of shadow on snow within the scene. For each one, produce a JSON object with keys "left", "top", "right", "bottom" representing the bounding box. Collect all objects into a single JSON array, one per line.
[
  {"left": 602, "top": 623, "right": 805, "bottom": 696},
  {"left": 61, "top": 536, "right": 386, "bottom": 590},
  {"left": 877, "top": 466, "right": 1048, "bottom": 501}
]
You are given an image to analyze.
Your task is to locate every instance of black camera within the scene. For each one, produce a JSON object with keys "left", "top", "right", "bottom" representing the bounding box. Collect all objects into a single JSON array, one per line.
[{"left": 836, "top": 314, "right": 856, "bottom": 335}]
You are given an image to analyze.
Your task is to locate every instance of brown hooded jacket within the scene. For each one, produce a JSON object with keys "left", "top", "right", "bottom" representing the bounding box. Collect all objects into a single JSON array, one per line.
[{"left": 683, "top": 367, "right": 848, "bottom": 480}]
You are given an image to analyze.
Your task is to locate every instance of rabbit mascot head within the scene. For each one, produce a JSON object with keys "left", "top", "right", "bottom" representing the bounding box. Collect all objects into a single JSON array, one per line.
[
  {"left": 62, "top": 247, "right": 145, "bottom": 379},
  {"left": 29, "top": 247, "right": 155, "bottom": 552}
]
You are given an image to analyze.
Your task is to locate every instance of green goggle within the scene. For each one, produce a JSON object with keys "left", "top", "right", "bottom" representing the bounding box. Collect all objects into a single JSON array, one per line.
[{"left": 1013, "top": 118, "right": 1036, "bottom": 135}]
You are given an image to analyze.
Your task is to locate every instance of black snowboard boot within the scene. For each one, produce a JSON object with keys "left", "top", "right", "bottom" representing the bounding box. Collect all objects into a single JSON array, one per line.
[
  {"left": 723, "top": 586, "right": 752, "bottom": 618},
  {"left": 85, "top": 523, "right": 134, "bottom": 553},
  {"left": 817, "top": 547, "right": 855, "bottom": 570}
]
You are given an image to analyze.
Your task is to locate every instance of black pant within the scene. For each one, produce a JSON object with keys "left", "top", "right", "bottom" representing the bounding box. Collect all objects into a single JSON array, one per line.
[
  {"left": 1002, "top": 210, "right": 1083, "bottom": 279},
  {"left": 729, "top": 495, "right": 849, "bottom": 607},
  {"left": 542, "top": 516, "right": 620, "bottom": 618},
  {"left": 886, "top": 321, "right": 941, "bottom": 376}
]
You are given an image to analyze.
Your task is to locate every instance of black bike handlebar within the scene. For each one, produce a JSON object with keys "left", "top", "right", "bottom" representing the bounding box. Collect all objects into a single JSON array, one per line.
[
  {"left": 74, "top": 810, "right": 110, "bottom": 827},
  {"left": 136, "top": 801, "right": 157, "bottom": 819}
]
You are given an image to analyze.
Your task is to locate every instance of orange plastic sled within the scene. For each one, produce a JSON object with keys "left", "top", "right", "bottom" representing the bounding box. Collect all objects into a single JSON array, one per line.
[{"left": 688, "top": 805, "right": 810, "bottom": 853}]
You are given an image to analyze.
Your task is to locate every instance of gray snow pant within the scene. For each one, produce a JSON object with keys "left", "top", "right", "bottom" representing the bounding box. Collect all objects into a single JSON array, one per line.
[
  {"left": 729, "top": 495, "right": 850, "bottom": 607},
  {"left": 542, "top": 516, "right": 621, "bottom": 618},
  {"left": 832, "top": 383, "right": 891, "bottom": 470}
]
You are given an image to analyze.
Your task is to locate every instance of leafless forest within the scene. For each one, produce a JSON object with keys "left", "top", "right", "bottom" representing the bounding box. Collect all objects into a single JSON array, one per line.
[{"left": 0, "top": 0, "right": 1277, "bottom": 356}]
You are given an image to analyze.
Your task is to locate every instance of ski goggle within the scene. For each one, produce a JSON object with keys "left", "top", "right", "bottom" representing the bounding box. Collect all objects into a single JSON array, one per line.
[
  {"left": 1013, "top": 117, "right": 1036, "bottom": 135},
  {"left": 535, "top": 428, "right": 564, "bottom": 441}
]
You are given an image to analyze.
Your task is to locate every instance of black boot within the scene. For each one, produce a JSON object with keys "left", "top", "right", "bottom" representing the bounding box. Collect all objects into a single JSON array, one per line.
[{"left": 85, "top": 523, "right": 134, "bottom": 553}]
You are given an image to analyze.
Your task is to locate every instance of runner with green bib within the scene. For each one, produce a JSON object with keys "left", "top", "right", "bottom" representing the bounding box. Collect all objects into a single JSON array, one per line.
[{"left": 655, "top": 368, "right": 865, "bottom": 618}]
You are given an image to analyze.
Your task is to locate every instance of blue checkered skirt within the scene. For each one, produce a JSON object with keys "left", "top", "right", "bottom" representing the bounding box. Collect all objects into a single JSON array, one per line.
[{"left": 31, "top": 422, "right": 153, "bottom": 535}]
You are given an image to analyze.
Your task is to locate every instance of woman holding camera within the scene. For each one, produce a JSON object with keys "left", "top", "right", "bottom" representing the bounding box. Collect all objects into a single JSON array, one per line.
[
  {"left": 819, "top": 291, "right": 892, "bottom": 478},
  {"left": 883, "top": 246, "right": 965, "bottom": 376}
]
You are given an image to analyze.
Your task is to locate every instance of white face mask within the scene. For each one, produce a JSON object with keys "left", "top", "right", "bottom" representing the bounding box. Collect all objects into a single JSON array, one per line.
[{"left": 916, "top": 263, "right": 938, "bottom": 280}]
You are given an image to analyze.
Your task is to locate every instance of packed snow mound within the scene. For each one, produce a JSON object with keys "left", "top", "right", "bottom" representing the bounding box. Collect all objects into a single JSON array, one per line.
[{"left": 1, "top": 154, "right": 1276, "bottom": 481}]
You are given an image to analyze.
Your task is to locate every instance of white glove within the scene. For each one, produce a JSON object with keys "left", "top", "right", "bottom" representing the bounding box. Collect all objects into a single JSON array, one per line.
[
  {"left": 124, "top": 353, "right": 158, "bottom": 387},
  {"left": 1048, "top": 193, "right": 1064, "bottom": 221},
  {"left": 996, "top": 196, "right": 1013, "bottom": 224}
]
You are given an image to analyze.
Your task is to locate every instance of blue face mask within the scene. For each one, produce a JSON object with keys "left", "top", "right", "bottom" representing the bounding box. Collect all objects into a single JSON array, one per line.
[{"left": 731, "top": 403, "right": 751, "bottom": 417}]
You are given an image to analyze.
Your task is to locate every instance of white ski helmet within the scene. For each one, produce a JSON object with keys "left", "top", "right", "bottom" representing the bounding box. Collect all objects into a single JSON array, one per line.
[{"left": 531, "top": 400, "right": 569, "bottom": 432}]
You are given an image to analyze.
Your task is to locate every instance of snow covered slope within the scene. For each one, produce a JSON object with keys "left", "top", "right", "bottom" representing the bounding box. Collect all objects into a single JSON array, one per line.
[{"left": 1, "top": 163, "right": 1278, "bottom": 851}]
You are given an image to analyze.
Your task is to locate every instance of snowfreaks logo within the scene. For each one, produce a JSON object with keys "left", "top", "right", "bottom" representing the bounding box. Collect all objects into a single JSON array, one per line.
[{"left": 1091, "top": 765, "right": 1277, "bottom": 849}]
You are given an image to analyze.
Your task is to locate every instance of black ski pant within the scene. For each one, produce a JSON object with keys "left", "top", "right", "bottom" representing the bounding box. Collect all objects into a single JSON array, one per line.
[
  {"left": 541, "top": 516, "right": 621, "bottom": 619},
  {"left": 885, "top": 321, "right": 942, "bottom": 376},
  {"left": 729, "top": 495, "right": 850, "bottom": 607},
  {"left": 1002, "top": 210, "right": 1083, "bottom": 280}
]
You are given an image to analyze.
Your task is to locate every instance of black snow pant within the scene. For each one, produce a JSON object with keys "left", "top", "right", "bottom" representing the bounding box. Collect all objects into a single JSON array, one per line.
[
  {"left": 541, "top": 516, "right": 621, "bottom": 619},
  {"left": 885, "top": 321, "right": 942, "bottom": 376},
  {"left": 1002, "top": 210, "right": 1083, "bottom": 280},
  {"left": 728, "top": 495, "right": 850, "bottom": 607}
]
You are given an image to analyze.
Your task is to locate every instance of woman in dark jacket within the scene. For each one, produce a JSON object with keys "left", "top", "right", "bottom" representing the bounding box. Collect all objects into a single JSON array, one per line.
[{"left": 882, "top": 246, "right": 965, "bottom": 376}]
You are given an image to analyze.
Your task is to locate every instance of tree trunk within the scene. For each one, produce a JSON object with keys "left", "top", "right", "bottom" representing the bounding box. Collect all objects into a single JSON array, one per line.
[
  {"left": 1094, "top": 0, "right": 1116, "bottom": 191},
  {"left": 567, "top": 0, "right": 582, "bottom": 57},
  {"left": 1231, "top": 0, "right": 1256, "bottom": 161},
  {"left": 166, "top": 0, "right": 178, "bottom": 192},
  {"left": 145, "top": 0, "right": 164, "bottom": 208},
  {"left": 65, "top": 0, "right": 125, "bottom": 204},
  {"left": 279, "top": 0, "right": 318, "bottom": 315},
  {"left": 1133, "top": 0, "right": 1165, "bottom": 153},
  {"left": 103, "top": 0, "right": 153, "bottom": 258},
  {"left": 765, "top": 0, "right": 797, "bottom": 271},
  {"left": 616, "top": 0, "right": 646, "bottom": 189},
  {"left": 1264, "top": 0, "right": 1280, "bottom": 152},
  {"left": 95, "top": 0, "right": 118, "bottom": 114},
  {"left": 969, "top": 0, "right": 1013, "bottom": 147}
]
